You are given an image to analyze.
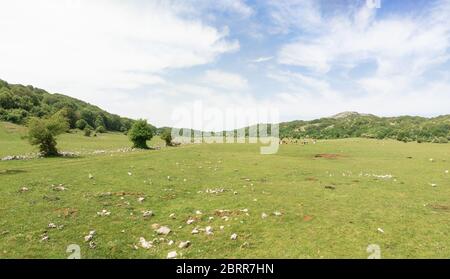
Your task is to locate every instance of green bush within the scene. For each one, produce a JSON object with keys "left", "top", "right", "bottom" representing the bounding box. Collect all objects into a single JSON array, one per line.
[
  {"left": 96, "top": 125, "right": 106, "bottom": 133},
  {"left": 27, "top": 114, "right": 69, "bottom": 156},
  {"left": 128, "top": 119, "right": 153, "bottom": 149},
  {"left": 76, "top": 119, "right": 88, "bottom": 130},
  {"left": 160, "top": 128, "right": 173, "bottom": 146},
  {"left": 84, "top": 125, "right": 93, "bottom": 137}
]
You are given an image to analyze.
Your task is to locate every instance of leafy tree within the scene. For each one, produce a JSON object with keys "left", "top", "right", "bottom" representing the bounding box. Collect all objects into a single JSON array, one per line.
[
  {"left": 96, "top": 125, "right": 106, "bottom": 133},
  {"left": 160, "top": 128, "right": 173, "bottom": 146},
  {"left": 128, "top": 119, "right": 153, "bottom": 149},
  {"left": 76, "top": 119, "right": 88, "bottom": 130},
  {"left": 84, "top": 125, "right": 93, "bottom": 137},
  {"left": 27, "top": 114, "right": 69, "bottom": 156},
  {"left": 94, "top": 114, "right": 105, "bottom": 128}
]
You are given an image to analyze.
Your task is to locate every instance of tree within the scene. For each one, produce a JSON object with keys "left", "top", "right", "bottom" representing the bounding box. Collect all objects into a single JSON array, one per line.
[
  {"left": 94, "top": 115, "right": 105, "bottom": 129},
  {"left": 28, "top": 114, "right": 69, "bottom": 156},
  {"left": 160, "top": 128, "right": 173, "bottom": 146},
  {"left": 76, "top": 119, "right": 88, "bottom": 130},
  {"left": 128, "top": 119, "right": 153, "bottom": 149},
  {"left": 96, "top": 125, "right": 106, "bottom": 133},
  {"left": 84, "top": 125, "right": 93, "bottom": 137}
]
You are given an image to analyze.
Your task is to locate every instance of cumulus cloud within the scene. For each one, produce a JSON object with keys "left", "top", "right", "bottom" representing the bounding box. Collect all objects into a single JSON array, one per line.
[
  {"left": 201, "top": 70, "right": 249, "bottom": 91},
  {"left": 0, "top": 0, "right": 239, "bottom": 99}
]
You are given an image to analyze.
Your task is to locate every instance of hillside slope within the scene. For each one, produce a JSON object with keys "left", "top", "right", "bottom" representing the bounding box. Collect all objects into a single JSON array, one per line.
[
  {"left": 279, "top": 112, "right": 450, "bottom": 143},
  {"left": 0, "top": 79, "right": 151, "bottom": 132}
]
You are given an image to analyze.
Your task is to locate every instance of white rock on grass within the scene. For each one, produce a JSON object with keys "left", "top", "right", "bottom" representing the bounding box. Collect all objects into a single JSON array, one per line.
[
  {"left": 89, "top": 241, "right": 97, "bottom": 249},
  {"left": 151, "top": 223, "right": 160, "bottom": 230},
  {"left": 40, "top": 233, "right": 49, "bottom": 242},
  {"left": 195, "top": 210, "right": 203, "bottom": 215},
  {"left": 142, "top": 211, "right": 153, "bottom": 217},
  {"left": 19, "top": 187, "right": 29, "bottom": 193},
  {"left": 89, "top": 174, "right": 94, "bottom": 179},
  {"left": 261, "top": 213, "right": 268, "bottom": 219},
  {"left": 178, "top": 241, "right": 191, "bottom": 249},
  {"left": 186, "top": 219, "right": 195, "bottom": 225},
  {"left": 169, "top": 213, "right": 176, "bottom": 219},
  {"left": 128, "top": 172, "right": 132, "bottom": 176},
  {"left": 273, "top": 211, "right": 282, "bottom": 216},
  {"left": 139, "top": 237, "right": 153, "bottom": 249},
  {"left": 167, "top": 251, "right": 178, "bottom": 259},
  {"left": 430, "top": 183, "right": 438, "bottom": 187},
  {"left": 377, "top": 228, "right": 385, "bottom": 234},
  {"left": 48, "top": 223, "right": 57, "bottom": 229},
  {"left": 138, "top": 197, "right": 145, "bottom": 203},
  {"left": 84, "top": 230, "right": 96, "bottom": 242},
  {"left": 168, "top": 240, "right": 174, "bottom": 246},
  {"left": 156, "top": 226, "right": 171, "bottom": 235},
  {"left": 230, "top": 233, "right": 238, "bottom": 240},
  {"left": 53, "top": 184, "right": 67, "bottom": 191},
  {"left": 445, "top": 170, "right": 449, "bottom": 174},
  {"left": 220, "top": 226, "right": 225, "bottom": 230},
  {"left": 191, "top": 228, "right": 199, "bottom": 234},
  {"left": 97, "top": 209, "right": 111, "bottom": 216},
  {"left": 205, "top": 226, "right": 214, "bottom": 235}
]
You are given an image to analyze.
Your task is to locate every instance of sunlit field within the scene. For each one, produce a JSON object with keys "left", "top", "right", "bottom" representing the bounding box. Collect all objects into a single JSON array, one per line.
[{"left": 1, "top": 122, "right": 449, "bottom": 259}]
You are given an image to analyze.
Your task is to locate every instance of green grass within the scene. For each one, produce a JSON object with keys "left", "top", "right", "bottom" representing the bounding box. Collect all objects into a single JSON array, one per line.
[{"left": 0, "top": 123, "right": 449, "bottom": 259}]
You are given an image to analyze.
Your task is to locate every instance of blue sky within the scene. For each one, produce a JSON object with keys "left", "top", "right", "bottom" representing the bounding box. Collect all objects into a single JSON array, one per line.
[{"left": 1, "top": 0, "right": 449, "bottom": 128}]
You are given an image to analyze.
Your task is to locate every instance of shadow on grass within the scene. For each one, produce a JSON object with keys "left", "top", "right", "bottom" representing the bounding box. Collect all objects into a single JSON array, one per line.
[{"left": 0, "top": 169, "right": 27, "bottom": 175}]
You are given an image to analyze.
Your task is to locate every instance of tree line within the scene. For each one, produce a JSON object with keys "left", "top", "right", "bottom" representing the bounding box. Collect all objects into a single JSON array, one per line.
[{"left": 0, "top": 79, "right": 144, "bottom": 133}]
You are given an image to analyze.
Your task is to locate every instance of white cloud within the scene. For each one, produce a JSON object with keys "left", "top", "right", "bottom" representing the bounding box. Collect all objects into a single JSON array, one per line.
[
  {"left": 201, "top": 70, "right": 249, "bottom": 91},
  {"left": 250, "top": 56, "right": 274, "bottom": 63},
  {"left": 0, "top": 0, "right": 239, "bottom": 100}
]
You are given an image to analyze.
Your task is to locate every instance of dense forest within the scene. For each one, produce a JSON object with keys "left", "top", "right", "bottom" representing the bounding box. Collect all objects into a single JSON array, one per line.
[
  {"left": 0, "top": 79, "right": 150, "bottom": 132},
  {"left": 279, "top": 112, "right": 450, "bottom": 143}
]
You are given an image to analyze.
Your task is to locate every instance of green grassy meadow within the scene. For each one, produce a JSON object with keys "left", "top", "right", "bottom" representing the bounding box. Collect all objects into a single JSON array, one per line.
[{"left": 0, "top": 121, "right": 449, "bottom": 259}]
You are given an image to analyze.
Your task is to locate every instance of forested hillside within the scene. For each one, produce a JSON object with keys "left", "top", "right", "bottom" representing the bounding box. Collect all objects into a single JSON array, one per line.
[
  {"left": 0, "top": 79, "right": 144, "bottom": 132},
  {"left": 279, "top": 112, "right": 450, "bottom": 143}
]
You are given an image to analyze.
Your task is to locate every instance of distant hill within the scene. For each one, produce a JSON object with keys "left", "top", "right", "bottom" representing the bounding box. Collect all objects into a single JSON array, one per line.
[
  {"left": 0, "top": 79, "right": 155, "bottom": 132},
  {"left": 279, "top": 112, "right": 450, "bottom": 143}
]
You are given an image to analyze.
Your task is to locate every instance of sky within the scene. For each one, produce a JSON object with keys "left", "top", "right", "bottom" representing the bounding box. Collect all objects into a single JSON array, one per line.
[{"left": 0, "top": 0, "right": 449, "bottom": 129}]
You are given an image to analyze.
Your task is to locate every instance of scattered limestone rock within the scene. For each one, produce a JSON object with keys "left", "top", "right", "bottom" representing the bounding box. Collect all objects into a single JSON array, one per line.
[
  {"left": 139, "top": 237, "right": 153, "bottom": 249},
  {"left": 138, "top": 197, "right": 145, "bottom": 203},
  {"left": 97, "top": 209, "right": 111, "bottom": 217},
  {"left": 48, "top": 223, "right": 57, "bottom": 229},
  {"left": 151, "top": 223, "right": 160, "bottom": 230},
  {"left": 19, "top": 187, "right": 29, "bottom": 193},
  {"left": 191, "top": 228, "right": 199, "bottom": 234},
  {"left": 168, "top": 240, "right": 174, "bottom": 246},
  {"left": 52, "top": 184, "right": 67, "bottom": 191},
  {"left": 89, "top": 241, "right": 97, "bottom": 249},
  {"left": 205, "top": 226, "right": 214, "bottom": 235},
  {"left": 230, "top": 233, "right": 238, "bottom": 240},
  {"left": 169, "top": 213, "right": 176, "bottom": 219},
  {"left": 142, "top": 211, "right": 153, "bottom": 218},
  {"left": 178, "top": 241, "right": 191, "bottom": 249},
  {"left": 89, "top": 174, "right": 94, "bottom": 180},
  {"left": 186, "top": 218, "right": 195, "bottom": 225},
  {"left": 261, "top": 213, "right": 268, "bottom": 219},
  {"left": 156, "top": 226, "right": 171, "bottom": 235},
  {"left": 273, "top": 211, "right": 282, "bottom": 216},
  {"left": 195, "top": 210, "right": 203, "bottom": 215},
  {"left": 377, "top": 228, "right": 385, "bottom": 234},
  {"left": 220, "top": 226, "right": 225, "bottom": 230},
  {"left": 167, "top": 251, "right": 177, "bottom": 259},
  {"left": 128, "top": 172, "right": 132, "bottom": 176},
  {"left": 40, "top": 233, "right": 49, "bottom": 242},
  {"left": 84, "top": 230, "right": 96, "bottom": 242}
]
